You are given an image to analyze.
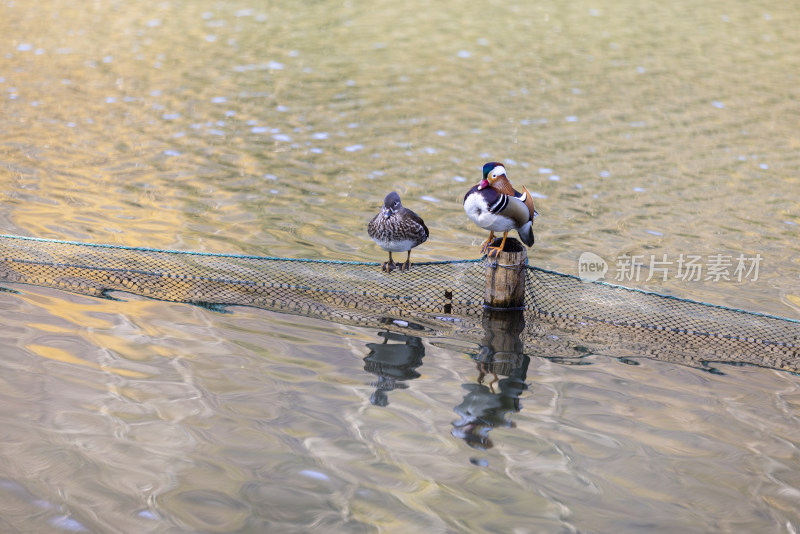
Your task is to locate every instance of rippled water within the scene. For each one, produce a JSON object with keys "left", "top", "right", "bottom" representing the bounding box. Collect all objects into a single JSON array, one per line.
[{"left": 2, "top": 0, "right": 800, "bottom": 532}]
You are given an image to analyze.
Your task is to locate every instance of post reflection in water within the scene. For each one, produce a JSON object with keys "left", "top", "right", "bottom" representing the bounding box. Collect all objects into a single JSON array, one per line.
[
  {"left": 362, "top": 328, "right": 426, "bottom": 407},
  {"left": 451, "top": 309, "right": 530, "bottom": 450}
]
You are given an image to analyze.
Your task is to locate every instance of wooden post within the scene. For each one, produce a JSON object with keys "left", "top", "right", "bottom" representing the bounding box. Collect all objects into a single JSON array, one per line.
[{"left": 484, "top": 237, "right": 527, "bottom": 309}]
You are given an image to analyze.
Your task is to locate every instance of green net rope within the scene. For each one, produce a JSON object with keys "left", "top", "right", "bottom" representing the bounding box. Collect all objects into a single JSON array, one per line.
[{"left": 1, "top": 234, "right": 798, "bottom": 373}]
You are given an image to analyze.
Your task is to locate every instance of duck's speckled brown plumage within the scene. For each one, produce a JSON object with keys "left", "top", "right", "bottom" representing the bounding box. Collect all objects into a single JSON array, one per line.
[{"left": 368, "top": 192, "right": 428, "bottom": 272}]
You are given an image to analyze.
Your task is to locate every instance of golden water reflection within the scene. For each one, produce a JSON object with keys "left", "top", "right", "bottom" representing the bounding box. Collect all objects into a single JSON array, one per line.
[{"left": 2, "top": 0, "right": 798, "bottom": 314}]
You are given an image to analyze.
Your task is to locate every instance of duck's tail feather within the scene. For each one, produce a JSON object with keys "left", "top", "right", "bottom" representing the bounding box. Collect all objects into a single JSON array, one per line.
[{"left": 517, "top": 221, "right": 534, "bottom": 247}]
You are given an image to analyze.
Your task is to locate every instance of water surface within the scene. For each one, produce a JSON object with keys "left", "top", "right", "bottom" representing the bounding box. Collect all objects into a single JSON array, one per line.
[{"left": 1, "top": 0, "right": 799, "bottom": 532}]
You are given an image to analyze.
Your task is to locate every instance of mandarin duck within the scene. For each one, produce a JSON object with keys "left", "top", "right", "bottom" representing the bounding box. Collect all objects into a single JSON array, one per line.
[
  {"left": 463, "top": 162, "right": 537, "bottom": 258},
  {"left": 368, "top": 191, "right": 429, "bottom": 272}
]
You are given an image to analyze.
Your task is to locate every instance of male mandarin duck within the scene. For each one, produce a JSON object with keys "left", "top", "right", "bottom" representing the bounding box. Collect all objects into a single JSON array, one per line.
[
  {"left": 368, "top": 191, "right": 429, "bottom": 272},
  {"left": 463, "top": 162, "right": 537, "bottom": 258}
]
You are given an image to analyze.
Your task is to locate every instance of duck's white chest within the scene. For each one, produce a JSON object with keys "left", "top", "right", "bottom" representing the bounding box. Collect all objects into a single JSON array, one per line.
[
  {"left": 463, "top": 194, "right": 516, "bottom": 232},
  {"left": 372, "top": 237, "right": 419, "bottom": 252}
]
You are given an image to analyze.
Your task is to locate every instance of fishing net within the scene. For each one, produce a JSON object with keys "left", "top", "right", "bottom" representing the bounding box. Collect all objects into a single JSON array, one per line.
[{"left": 1, "top": 234, "right": 798, "bottom": 374}]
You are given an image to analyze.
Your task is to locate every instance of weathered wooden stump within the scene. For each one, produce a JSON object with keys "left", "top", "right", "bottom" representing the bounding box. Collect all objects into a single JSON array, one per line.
[{"left": 484, "top": 237, "right": 527, "bottom": 309}]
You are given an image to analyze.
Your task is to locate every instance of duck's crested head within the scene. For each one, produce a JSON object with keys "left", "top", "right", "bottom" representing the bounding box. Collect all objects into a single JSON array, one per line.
[{"left": 482, "top": 162, "right": 507, "bottom": 186}]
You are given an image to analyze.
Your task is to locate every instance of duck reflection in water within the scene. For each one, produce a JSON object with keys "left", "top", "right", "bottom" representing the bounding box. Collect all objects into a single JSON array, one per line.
[
  {"left": 451, "top": 309, "right": 530, "bottom": 450},
  {"left": 363, "top": 330, "right": 426, "bottom": 407}
]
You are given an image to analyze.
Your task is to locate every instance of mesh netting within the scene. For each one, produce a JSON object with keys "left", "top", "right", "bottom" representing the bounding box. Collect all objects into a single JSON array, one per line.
[{"left": 1, "top": 234, "right": 799, "bottom": 373}]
